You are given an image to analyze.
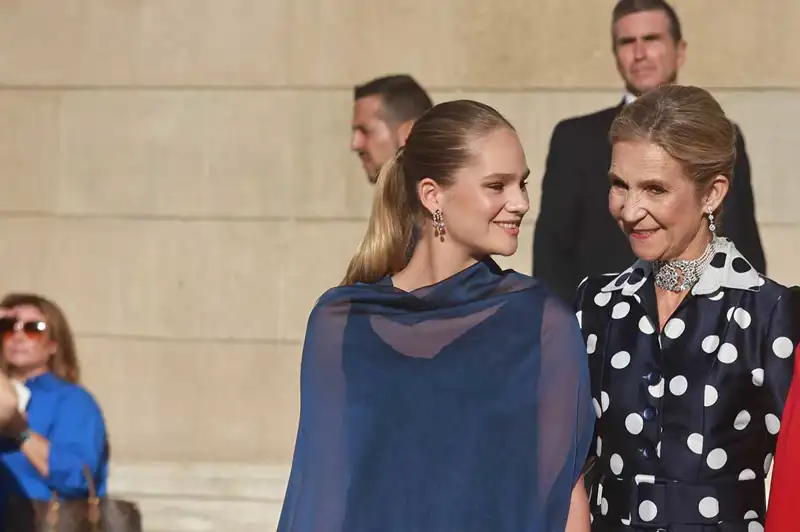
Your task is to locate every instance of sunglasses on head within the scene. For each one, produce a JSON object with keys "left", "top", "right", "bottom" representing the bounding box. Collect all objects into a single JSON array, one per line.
[{"left": 0, "top": 318, "right": 48, "bottom": 340}]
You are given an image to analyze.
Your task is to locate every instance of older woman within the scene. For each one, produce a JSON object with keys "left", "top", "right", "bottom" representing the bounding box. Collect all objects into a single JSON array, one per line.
[
  {"left": 575, "top": 85, "right": 798, "bottom": 531},
  {"left": 0, "top": 293, "right": 108, "bottom": 524}
]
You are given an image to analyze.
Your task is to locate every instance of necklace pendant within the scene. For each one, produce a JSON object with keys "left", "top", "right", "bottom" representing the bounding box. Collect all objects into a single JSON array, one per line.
[{"left": 653, "top": 238, "right": 720, "bottom": 293}]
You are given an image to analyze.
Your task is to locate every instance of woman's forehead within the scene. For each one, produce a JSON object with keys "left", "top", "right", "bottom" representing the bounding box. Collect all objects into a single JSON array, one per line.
[{"left": 11, "top": 304, "right": 45, "bottom": 320}]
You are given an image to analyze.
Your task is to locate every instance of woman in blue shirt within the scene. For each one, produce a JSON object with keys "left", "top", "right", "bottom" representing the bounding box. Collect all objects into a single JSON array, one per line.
[{"left": 0, "top": 293, "right": 108, "bottom": 520}]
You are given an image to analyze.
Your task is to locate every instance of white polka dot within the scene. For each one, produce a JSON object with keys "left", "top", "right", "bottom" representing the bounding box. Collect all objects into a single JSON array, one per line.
[
  {"left": 733, "top": 308, "right": 752, "bottom": 329},
  {"left": 663, "top": 318, "right": 686, "bottom": 339},
  {"left": 594, "top": 292, "right": 612, "bottom": 307},
  {"left": 638, "top": 315, "right": 655, "bottom": 335},
  {"left": 621, "top": 514, "right": 631, "bottom": 526},
  {"left": 701, "top": 335, "right": 720, "bottom": 354},
  {"left": 669, "top": 375, "right": 688, "bottom": 396},
  {"left": 709, "top": 290, "right": 724, "bottom": 301},
  {"left": 586, "top": 334, "right": 597, "bottom": 354},
  {"left": 726, "top": 307, "right": 736, "bottom": 321},
  {"left": 687, "top": 433, "right": 704, "bottom": 454},
  {"left": 699, "top": 497, "right": 719, "bottom": 518},
  {"left": 757, "top": 276, "right": 766, "bottom": 287},
  {"left": 704, "top": 385, "right": 718, "bottom": 407},
  {"left": 707, "top": 448, "right": 728, "bottom": 470},
  {"left": 744, "top": 511, "right": 758, "bottom": 520},
  {"left": 718, "top": 343, "right": 738, "bottom": 364},
  {"left": 639, "top": 500, "right": 658, "bottom": 522},
  {"left": 648, "top": 379, "right": 665, "bottom": 399},
  {"left": 773, "top": 337, "right": 794, "bottom": 359},
  {"left": 593, "top": 398, "right": 602, "bottom": 419},
  {"left": 601, "top": 391, "right": 610, "bottom": 412},
  {"left": 610, "top": 453, "right": 624, "bottom": 475},
  {"left": 625, "top": 413, "right": 644, "bottom": 435},
  {"left": 575, "top": 311, "right": 582, "bottom": 328},
  {"left": 656, "top": 441, "right": 661, "bottom": 457},
  {"left": 596, "top": 436, "right": 602, "bottom": 457},
  {"left": 601, "top": 497, "right": 609, "bottom": 515},
  {"left": 739, "top": 469, "right": 756, "bottom": 481},
  {"left": 612, "top": 302, "right": 631, "bottom": 319},
  {"left": 752, "top": 369, "right": 764, "bottom": 387},
  {"left": 611, "top": 351, "right": 631, "bottom": 369},
  {"left": 734, "top": 410, "right": 751, "bottom": 431},
  {"left": 764, "top": 453, "right": 773, "bottom": 474},
  {"left": 748, "top": 522, "right": 764, "bottom": 532},
  {"left": 766, "top": 414, "right": 781, "bottom": 435}
]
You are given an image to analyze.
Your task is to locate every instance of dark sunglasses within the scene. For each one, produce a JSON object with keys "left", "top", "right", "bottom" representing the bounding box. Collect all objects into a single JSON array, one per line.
[{"left": 0, "top": 318, "right": 48, "bottom": 340}]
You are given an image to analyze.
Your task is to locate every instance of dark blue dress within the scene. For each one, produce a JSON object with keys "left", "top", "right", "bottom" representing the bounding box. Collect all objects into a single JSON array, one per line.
[
  {"left": 575, "top": 239, "right": 799, "bottom": 531},
  {"left": 278, "top": 258, "right": 594, "bottom": 532}
]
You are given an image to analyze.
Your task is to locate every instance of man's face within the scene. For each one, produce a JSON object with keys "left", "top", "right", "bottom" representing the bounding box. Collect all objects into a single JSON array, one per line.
[
  {"left": 351, "top": 95, "right": 401, "bottom": 183},
  {"left": 613, "top": 10, "right": 686, "bottom": 96}
]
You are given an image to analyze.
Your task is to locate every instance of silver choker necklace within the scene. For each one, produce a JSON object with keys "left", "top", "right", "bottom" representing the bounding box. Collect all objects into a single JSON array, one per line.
[{"left": 653, "top": 238, "right": 720, "bottom": 292}]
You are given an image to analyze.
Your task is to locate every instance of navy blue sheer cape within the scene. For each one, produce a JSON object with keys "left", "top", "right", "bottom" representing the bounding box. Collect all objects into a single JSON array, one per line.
[{"left": 279, "top": 259, "right": 593, "bottom": 531}]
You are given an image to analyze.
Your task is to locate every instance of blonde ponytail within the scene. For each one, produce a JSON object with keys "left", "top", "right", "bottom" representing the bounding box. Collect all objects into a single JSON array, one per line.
[{"left": 342, "top": 150, "right": 414, "bottom": 285}]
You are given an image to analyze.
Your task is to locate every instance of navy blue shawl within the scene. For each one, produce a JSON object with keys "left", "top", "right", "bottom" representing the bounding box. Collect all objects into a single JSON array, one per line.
[{"left": 278, "top": 258, "right": 593, "bottom": 531}]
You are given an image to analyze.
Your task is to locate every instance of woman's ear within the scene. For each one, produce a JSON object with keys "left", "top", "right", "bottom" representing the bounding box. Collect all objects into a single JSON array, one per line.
[
  {"left": 417, "top": 177, "right": 442, "bottom": 218},
  {"left": 704, "top": 175, "right": 730, "bottom": 213}
]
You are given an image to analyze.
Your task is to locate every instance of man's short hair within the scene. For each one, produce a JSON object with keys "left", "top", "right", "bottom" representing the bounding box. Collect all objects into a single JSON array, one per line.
[
  {"left": 354, "top": 74, "right": 433, "bottom": 124},
  {"left": 612, "top": 0, "right": 683, "bottom": 46}
]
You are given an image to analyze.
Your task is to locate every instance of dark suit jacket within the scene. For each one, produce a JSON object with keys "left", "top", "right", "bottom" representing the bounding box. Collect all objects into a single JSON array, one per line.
[{"left": 533, "top": 102, "right": 766, "bottom": 303}]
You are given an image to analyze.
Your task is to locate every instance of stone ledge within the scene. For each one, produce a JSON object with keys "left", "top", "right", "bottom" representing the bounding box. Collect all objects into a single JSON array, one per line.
[{"left": 107, "top": 462, "right": 290, "bottom": 532}]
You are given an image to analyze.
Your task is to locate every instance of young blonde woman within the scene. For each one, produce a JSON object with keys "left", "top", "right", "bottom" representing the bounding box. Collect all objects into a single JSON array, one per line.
[{"left": 278, "top": 100, "right": 594, "bottom": 532}]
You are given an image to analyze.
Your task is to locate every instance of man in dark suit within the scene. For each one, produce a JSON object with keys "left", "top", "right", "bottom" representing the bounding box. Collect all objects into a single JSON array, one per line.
[{"left": 533, "top": 0, "right": 766, "bottom": 303}]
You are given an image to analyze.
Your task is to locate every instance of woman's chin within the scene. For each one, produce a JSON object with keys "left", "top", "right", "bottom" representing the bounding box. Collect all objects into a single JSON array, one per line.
[{"left": 630, "top": 239, "right": 665, "bottom": 262}]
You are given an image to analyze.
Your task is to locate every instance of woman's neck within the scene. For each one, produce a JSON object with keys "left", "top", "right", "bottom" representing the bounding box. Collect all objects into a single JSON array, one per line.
[
  {"left": 391, "top": 233, "right": 478, "bottom": 292},
  {"left": 667, "top": 230, "right": 714, "bottom": 263},
  {"left": 9, "top": 365, "right": 48, "bottom": 382}
]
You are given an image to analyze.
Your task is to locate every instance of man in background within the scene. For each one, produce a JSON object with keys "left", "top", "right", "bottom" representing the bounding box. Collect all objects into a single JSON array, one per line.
[
  {"left": 351, "top": 74, "right": 433, "bottom": 183},
  {"left": 533, "top": 0, "right": 765, "bottom": 302}
]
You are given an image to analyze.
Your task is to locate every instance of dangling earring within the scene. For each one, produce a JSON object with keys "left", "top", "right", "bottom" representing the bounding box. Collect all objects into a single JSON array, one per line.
[
  {"left": 707, "top": 207, "right": 716, "bottom": 236},
  {"left": 433, "top": 209, "right": 446, "bottom": 241}
]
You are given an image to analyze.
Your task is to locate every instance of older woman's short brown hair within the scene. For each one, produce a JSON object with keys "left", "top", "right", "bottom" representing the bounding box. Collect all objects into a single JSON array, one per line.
[
  {"left": 0, "top": 293, "right": 80, "bottom": 383},
  {"left": 609, "top": 85, "right": 736, "bottom": 217}
]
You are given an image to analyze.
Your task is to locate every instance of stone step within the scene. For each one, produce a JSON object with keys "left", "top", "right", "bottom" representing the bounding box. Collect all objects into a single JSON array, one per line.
[{"left": 107, "top": 462, "right": 290, "bottom": 532}]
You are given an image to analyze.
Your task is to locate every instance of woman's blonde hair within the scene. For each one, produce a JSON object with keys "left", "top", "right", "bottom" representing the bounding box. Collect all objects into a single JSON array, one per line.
[
  {"left": 342, "top": 100, "right": 514, "bottom": 285},
  {"left": 1, "top": 293, "right": 80, "bottom": 383}
]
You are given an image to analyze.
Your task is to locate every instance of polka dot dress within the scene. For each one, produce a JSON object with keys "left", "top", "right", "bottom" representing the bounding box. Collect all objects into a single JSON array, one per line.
[{"left": 575, "top": 240, "right": 798, "bottom": 531}]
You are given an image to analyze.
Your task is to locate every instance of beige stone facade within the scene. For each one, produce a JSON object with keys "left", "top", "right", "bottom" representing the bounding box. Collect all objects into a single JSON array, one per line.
[{"left": 0, "top": 1, "right": 797, "bottom": 529}]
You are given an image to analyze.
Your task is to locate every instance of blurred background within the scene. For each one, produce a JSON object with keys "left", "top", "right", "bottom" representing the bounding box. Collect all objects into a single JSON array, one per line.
[{"left": 0, "top": 0, "right": 797, "bottom": 530}]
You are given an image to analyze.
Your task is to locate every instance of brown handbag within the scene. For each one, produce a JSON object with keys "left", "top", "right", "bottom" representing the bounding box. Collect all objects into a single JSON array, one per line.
[{"left": 4, "top": 466, "right": 142, "bottom": 532}]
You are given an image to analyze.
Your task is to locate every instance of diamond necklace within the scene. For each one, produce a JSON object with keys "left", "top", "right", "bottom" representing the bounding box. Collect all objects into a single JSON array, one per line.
[{"left": 653, "top": 238, "right": 719, "bottom": 293}]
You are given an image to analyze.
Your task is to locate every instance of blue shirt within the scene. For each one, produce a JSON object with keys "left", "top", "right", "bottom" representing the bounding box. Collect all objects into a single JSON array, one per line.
[{"left": 0, "top": 372, "right": 108, "bottom": 514}]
